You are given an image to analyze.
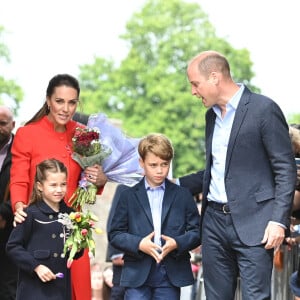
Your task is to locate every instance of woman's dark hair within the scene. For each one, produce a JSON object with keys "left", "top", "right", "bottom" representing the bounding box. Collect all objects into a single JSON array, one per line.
[
  {"left": 30, "top": 158, "right": 68, "bottom": 204},
  {"left": 25, "top": 74, "right": 80, "bottom": 125}
]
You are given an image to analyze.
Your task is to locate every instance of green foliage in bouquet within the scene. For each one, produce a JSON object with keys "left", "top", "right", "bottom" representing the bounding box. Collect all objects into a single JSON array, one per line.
[{"left": 58, "top": 211, "right": 102, "bottom": 268}]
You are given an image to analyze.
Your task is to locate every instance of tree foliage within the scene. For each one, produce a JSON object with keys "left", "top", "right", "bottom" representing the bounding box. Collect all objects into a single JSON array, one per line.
[
  {"left": 0, "top": 26, "right": 23, "bottom": 113},
  {"left": 79, "top": 0, "right": 257, "bottom": 177},
  {"left": 287, "top": 113, "right": 300, "bottom": 125}
]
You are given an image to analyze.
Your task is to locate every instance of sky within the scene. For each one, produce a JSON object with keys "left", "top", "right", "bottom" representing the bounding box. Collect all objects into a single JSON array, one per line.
[{"left": 1, "top": 0, "right": 299, "bottom": 126}]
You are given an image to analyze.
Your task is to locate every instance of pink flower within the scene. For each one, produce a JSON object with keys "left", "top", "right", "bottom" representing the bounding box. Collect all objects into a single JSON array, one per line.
[
  {"left": 67, "top": 259, "right": 73, "bottom": 269},
  {"left": 81, "top": 228, "right": 88, "bottom": 236}
]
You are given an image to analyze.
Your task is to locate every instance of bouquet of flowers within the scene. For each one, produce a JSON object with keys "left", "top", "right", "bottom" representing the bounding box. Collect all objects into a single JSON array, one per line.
[
  {"left": 69, "top": 127, "right": 111, "bottom": 209},
  {"left": 87, "top": 113, "right": 144, "bottom": 186},
  {"left": 58, "top": 211, "right": 102, "bottom": 268}
]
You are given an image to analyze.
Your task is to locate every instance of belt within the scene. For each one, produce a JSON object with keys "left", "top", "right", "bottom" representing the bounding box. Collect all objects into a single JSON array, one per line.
[{"left": 208, "top": 201, "right": 231, "bottom": 214}]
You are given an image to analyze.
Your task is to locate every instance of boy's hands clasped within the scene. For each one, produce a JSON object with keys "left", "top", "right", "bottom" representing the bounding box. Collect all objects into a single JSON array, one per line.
[{"left": 139, "top": 231, "right": 177, "bottom": 263}]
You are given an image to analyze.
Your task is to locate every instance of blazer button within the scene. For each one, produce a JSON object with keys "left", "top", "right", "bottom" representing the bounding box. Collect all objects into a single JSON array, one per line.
[
  {"left": 49, "top": 215, "right": 53, "bottom": 219},
  {"left": 52, "top": 234, "right": 56, "bottom": 239},
  {"left": 53, "top": 253, "right": 58, "bottom": 258}
]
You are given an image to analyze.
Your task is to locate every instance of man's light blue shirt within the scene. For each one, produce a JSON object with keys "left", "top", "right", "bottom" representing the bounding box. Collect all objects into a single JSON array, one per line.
[{"left": 207, "top": 84, "right": 244, "bottom": 203}]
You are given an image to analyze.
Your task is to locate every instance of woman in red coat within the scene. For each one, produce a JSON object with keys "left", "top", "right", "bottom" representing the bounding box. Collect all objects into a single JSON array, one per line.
[{"left": 10, "top": 74, "right": 107, "bottom": 300}]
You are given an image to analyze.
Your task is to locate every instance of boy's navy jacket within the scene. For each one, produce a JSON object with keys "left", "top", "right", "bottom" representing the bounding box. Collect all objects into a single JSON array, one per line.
[{"left": 108, "top": 178, "right": 201, "bottom": 288}]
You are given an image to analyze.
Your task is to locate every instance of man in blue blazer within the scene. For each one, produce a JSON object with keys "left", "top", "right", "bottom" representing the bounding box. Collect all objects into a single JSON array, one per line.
[
  {"left": 179, "top": 51, "right": 297, "bottom": 300},
  {"left": 108, "top": 133, "right": 201, "bottom": 300}
]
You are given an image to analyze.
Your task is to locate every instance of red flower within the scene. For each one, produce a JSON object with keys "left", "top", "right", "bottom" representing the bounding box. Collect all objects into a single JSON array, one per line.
[{"left": 72, "top": 128, "right": 101, "bottom": 157}]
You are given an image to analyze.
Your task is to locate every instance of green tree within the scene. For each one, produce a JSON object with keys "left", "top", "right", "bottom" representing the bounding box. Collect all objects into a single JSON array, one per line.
[
  {"left": 0, "top": 26, "right": 23, "bottom": 113},
  {"left": 288, "top": 113, "right": 300, "bottom": 125},
  {"left": 79, "top": 0, "right": 257, "bottom": 177}
]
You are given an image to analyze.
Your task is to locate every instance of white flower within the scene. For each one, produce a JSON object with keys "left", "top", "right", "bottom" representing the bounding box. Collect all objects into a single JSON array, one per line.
[{"left": 58, "top": 213, "right": 74, "bottom": 230}]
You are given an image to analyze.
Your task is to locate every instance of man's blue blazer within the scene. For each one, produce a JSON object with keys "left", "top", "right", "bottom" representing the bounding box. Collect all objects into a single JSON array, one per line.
[{"left": 180, "top": 86, "right": 297, "bottom": 246}]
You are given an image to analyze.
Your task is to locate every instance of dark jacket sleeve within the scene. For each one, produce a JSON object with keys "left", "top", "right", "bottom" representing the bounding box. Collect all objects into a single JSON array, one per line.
[
  {"left": 6, "top": 210, "right": 40, "bottom": 274},
  {"left": 179, "top": 170, "right": 204, "bottom": 196},
  {"left": 106, "top": 184, "right": 129, "bottom": 260}
]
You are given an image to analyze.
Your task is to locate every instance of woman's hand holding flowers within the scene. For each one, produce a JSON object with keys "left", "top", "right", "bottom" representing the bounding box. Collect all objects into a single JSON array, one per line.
[{"left": 84, "top": 164, "right": 107, "bottom": 187}]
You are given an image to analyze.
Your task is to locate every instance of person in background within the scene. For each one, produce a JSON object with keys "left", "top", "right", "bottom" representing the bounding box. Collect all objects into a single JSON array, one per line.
[
  {"left": 109, "top": 133, "right": 201, "bottom": 300},
  {"left": 90, "top": 263, "right": 113, "bottom": 300},
  {"left": 102, "top": 266, "right": 113, "bottom": 300},
  {"left": 0, "top": 106, "right": 17, "bottom": 300},
  {"left": 91, "top": 262, "right": 104, "bottom": 300},
  {"left": 106, "top": 184, "right": 128, "bottom": 300},
  {"left": 7, "top": 159, "right": 82, "bottom": 300},
  {"left": 290, "top": 261, "right": 300, "bottom": 300},
  {"left": 179, "top": 50, "right": 296, "bottom": 299},
  {"left": 289, "top": 125, "right": 300, "bottom": 214},
  {"left": 287, "top": 125, "right": 300, "bottom": 299},
  {"left": 10, "top": 74, "right": 107, "bottom": 300},
  {"left": 73, "top": 111, "right": 89, "bottom": 125}
]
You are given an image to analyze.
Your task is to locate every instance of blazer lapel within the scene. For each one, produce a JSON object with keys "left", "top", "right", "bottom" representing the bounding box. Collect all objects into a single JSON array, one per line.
[
  {"left": 225, "top": 88, "right": 250, "bottom": 173},
  {"left": 135, "top": 179, "right": 153, "bottom": 226},
  {"left": 1, "top": 135, "right": 13, "bottom": 172},
  {"left": 161, "top": 180, "right": 176, "bottom": 225}
]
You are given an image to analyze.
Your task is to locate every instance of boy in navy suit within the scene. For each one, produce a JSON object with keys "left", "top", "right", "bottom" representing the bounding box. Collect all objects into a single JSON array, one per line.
[{"left": 108, "top": 133, "right": 201, "bottom": 300}]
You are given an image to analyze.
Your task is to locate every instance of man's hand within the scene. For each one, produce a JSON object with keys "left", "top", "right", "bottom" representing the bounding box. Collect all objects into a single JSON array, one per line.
[
  {"left": 139, "top": 232, "right": 162, "bottom": 263},
  {"left": 261, "top": 222, "right": 285, "bottom": 249}
]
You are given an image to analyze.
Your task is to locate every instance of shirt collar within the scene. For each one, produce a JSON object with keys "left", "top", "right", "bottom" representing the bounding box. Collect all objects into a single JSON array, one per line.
[
  {"left": 230, "top": 83, "right": 244, "bottom": 109},
  {"left": 144, "top": 178, "right": 165, "bottom": 191},
  {"left": 213, "top": 83, "right": 244, "bottom": 114}
]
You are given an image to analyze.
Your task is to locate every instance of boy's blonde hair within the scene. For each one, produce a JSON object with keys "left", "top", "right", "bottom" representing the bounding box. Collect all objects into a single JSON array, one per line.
[{"left": 138, "top": 133, "right": 174, "bottom": 161}]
